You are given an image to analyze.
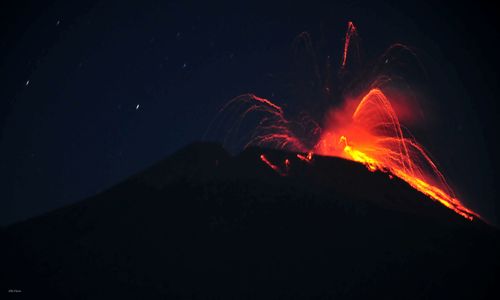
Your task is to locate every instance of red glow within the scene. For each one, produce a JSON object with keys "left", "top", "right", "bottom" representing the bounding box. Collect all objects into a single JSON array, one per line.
[
  {"left": 314, "top": 88, "right": 477, "bottom": 220},
  {"left": 285, "top": 158, "right": 291, "bottom": 170},
  {"left": 297, "top": 152, "right": 313, "bottom": 163},
  {"left": 260, "top": 154, "right": 285, "bottom": 176},
  {"left": 341, "top": 21, "right": 357, "bottom": 69},
  {"left": 217, "top": 93, "right": 308, "bottom": 152},
  {"left": 215, "top": 22, "right": 479, "bottom": 221}
]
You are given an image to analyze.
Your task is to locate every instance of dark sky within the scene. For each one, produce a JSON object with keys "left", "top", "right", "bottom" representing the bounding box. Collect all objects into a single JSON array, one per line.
[{"left": 1, "top": 0, "right": 499, "bottom": 225}]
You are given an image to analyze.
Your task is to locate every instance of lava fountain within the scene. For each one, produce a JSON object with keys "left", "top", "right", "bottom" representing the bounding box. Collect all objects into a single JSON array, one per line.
[
  {"left": 314, "top": 88, "right": 477, "bottom": 220},
  {"left": 208, "top": 22, "right": 479, "bottom": 221}
]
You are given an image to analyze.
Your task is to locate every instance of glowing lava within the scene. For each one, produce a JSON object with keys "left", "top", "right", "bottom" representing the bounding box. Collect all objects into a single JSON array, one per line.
[
  {"left": 260, "top": 154, "right": 285, "bottom": 176},
  {"left": 341, "top": 21, "right": 357, "bottom": 69},
  {"left": 211, "top": 22, "right": 479, "bottom": 221},
  {"left": 314, "top": 88, "right": 477, "bottom": 220}
]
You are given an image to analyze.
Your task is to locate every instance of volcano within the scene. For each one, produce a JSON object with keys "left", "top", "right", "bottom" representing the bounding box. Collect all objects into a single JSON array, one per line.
[{"left": 1, "top": 142, "right": 499, "bottom": 299}]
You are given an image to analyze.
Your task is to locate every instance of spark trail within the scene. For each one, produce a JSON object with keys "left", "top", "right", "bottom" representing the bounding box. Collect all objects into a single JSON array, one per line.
[
  {"left": 314, "top": 88, "right": 477, "bottom": 220},
  {"left": 210, "top": 22, "right": 478, "bottom": 221}
]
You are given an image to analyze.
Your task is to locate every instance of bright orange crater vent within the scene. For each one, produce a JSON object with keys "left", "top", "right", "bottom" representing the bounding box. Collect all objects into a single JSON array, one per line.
[
  {"left": 214, "top": 22, "right": 479, "bottom": 221},
  {"left": 314, "top": 88, "right": 478, "bottom": 220}
]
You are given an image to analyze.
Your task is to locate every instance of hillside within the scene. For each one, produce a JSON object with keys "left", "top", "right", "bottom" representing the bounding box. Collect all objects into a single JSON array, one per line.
[{"left": 1, "top": 142, "right": 499, "bottom": 299}]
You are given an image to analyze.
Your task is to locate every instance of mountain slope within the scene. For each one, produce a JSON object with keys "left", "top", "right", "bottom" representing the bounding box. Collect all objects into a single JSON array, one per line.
[{"left": 2, "top": 142, "right": 499, "bottom": 299}]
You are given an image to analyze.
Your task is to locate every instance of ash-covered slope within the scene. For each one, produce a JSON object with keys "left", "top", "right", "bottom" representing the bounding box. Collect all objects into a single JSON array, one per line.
[{"left": 1, "top": 142, "right": 499, "bottom": 299}]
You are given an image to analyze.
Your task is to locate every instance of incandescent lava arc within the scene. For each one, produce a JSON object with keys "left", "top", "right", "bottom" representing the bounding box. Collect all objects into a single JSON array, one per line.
[
  {"left": 209, "top": 22, "right": 479, "bottom": 221},
  {"left": 314, "top": 88, "right": 477, "bottom": 220}
]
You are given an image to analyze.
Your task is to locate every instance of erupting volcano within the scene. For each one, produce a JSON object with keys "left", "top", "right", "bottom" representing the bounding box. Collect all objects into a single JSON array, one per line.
[
  {"left": 315, "top": 88, "right": 477, "bottom": 220},
  {"left": 210, "top": 22, "right": 479, "bottom": 221}
]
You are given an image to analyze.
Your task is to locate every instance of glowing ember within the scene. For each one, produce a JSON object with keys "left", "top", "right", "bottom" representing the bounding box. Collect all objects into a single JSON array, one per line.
[
  {"left": 212, "top": 22, "right": 479, "bottom": 221},
  {"left": 260, "top": 154, "right": 286, "bottom": 176},
  {"left": 341, "top": 21, "right": 357, "bottom": 69},
  {"left": 297, "top": 152, "right": 313, "bottom": 163}
]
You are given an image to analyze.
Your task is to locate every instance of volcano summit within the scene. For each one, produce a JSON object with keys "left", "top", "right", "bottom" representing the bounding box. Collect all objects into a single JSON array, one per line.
[{"left": 1, "top": 143, "right": 499, "bottom": 299}]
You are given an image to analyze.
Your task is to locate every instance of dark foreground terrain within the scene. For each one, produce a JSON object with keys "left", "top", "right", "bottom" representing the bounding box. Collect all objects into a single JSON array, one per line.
[{"left": 1, "top": 143, "right": 499, "bottom": 299}]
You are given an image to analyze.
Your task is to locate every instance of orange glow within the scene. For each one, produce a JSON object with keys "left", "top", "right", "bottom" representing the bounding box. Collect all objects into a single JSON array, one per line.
[
  {"left": 214, "top": 21, "right": 479, "bottom": 221},
  {"left": 297, "top": 151, "right": 313, "bottom": 163},
  {"left": 314, "top": 89, "right": 478, "bottom": 220}
]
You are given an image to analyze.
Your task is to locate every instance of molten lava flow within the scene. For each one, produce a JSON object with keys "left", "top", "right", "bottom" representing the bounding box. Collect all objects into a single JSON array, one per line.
[
  {"left": 252, "top": 88, "right": 478, "bottom": 220},
  {"left": 211, "top": 21, "right": 479, "bottom": 221},
  {"left": 314, "top": 89, "right": 477, "bottom": 220}
]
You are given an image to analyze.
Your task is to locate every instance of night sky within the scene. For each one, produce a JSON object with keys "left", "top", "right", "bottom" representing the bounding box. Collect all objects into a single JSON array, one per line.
[{"left": 1, "top": 0, "right": 499, "bottom": 225}]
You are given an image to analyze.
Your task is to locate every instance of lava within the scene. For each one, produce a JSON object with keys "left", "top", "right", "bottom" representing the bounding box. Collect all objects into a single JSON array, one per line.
[
  {"left": 211, "top": 22, "right": 479, "bottom": 221},
  {"left": 341, "top": 21, "right": 357, "bottom": 69},
  {"left": 314, "top": 88, "right": 477, "bottom": 220},
  {"left": 297, "top": 152, "right": 313, "bottom": 163},
  {"left": 260, "top": 154, "right": 286, "bottom": 176}
]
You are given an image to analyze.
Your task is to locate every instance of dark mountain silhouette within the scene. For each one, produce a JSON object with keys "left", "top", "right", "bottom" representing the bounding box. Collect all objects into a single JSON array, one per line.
[{"left": 1, "top": 142, "right": 499, "bottom": 299}]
